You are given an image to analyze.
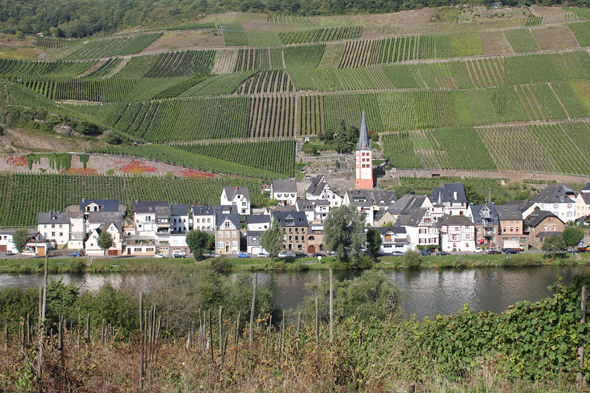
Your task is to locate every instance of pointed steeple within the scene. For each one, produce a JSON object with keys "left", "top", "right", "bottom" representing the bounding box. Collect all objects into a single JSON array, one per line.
[{"left": 356, "top": 111, "right": 371, "bottom": 151}]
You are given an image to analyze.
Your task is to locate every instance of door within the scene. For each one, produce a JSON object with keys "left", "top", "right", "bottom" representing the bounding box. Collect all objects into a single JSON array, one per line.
[
  {"left": 307, "top": 245, "right": 315, "bottom": 254},
  {"left": 37, "top": 246, "right": 45, "bottom": 256},
  {"left": 0, "top": 245, "right": 6, "bottom": 252},
  {"left": 107, "top": 250, "right": 118, "bottom": 256}
]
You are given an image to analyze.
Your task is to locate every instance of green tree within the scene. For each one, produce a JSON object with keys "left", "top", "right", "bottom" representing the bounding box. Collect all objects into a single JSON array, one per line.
[
  {"left": 186, "top": 229, "right": 209, "bottom": 260},
  {"left": 562, "top": 226, "right": 584, "bottom": 255},
  {"left": 324, "top": 205, "right": 366, "bottom": 265},
  {"left": 366, "top": 228, "right": 382, "bottom": 258},
  {"left": 403, "top": 249, "right": 422, "bottom": 269},
  {"left": 541, "top": 235, "right": 566, "bottom": 255},
  {"left": 260, "top": 218, "right": 284, "bottom": 259},
  {"left": 97, "top": 231, "right": 114, "bottom": 256},
  {"left": 13, "top": 228, "right": 29, "bottom": 260},
  {"left": 45, "top": 279, "right": 79, "bottom": 326}
]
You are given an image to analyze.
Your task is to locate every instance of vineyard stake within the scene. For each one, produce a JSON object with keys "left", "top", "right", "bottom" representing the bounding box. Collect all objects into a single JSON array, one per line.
[
  {"left": 577, "top": 285, "right": 587, "bottom": 389},
  {"left": 329, "top": 267, "right": 334, "bottom": 356},
  {"left": 249, "top": 273, "right": 257, "bottom": 350}
]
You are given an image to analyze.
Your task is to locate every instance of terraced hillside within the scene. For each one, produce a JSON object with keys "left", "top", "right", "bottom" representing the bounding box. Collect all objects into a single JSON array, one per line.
[{"left": 3, "top": 6, "right": 590, "bottom": 187}]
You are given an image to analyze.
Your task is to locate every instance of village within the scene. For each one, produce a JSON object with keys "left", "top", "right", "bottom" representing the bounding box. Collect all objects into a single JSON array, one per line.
[{"left": 1, "top": 115, "right": 590, "bottom": 259}]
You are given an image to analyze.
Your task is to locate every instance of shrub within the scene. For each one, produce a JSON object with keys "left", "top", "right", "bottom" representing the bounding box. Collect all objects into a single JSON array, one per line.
[
  {"left": 403, "top": 250, "right": 422, "bottom": 269},
  {"left": 69, "top": 259, "right": 86, "bottom": 273},
  {"left": 454, "top": 257, "right": 467, "bottom": 269},
  {"left": 272, "top": 261, "right": 285, "bottom": 270},
  {"left": 437, "top": 259, "right": 454, "bottom": 268},
  {"left": 103, "top": 131, "right": 122, "bottom": 145},
  {"left": 356, "top": 255, "right": 374, "bottom": 269},
  {"left": 210, "top": 258, "right": 231, "bottom": 273}
]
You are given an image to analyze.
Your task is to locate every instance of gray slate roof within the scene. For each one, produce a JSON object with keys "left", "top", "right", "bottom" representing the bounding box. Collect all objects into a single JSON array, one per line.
[
  {"left": 192, "top": 206, "right": 214, "bottom": 216},
  {"left": 215, "top": 214, "right": 241, "bottom": 230},
  {"left": 38, "top": 212, "right": 70, "bottom": 225},
  {"left": 223, "top": 187, "right": 250, "bottom": 200},
  {"left": 356, "top": 111, "right": 371, "bottom": 151},
  {"left": 212, "top": 205, "right": 238, "bottom": 215},
  {"left": 469, "top": 203, "right": 499, "bottom": 225},
  {"left": 171, "top": 204, "right": 188, "bottom": 216},
  {"left": 532, "top": 185, "right": 575, "bottom": 204},
  {"left": 87, "top": 211, "right": 125, "bottom": 224},
  {"left": 307, "top": 175, "right": 327, "bottom": 196},
  {"left": 429, "top": 183, "right": 467, "bottom": 205},
  {"left": 272, "top": 211, "right": 309, "bottom": 227},
  {"left": 247, "top": 231, "right": 264, "bottom": 247},
  {"left": 524, "top": 208, "right": 561, "bottom": 228},
  {"left": 134, "top": 201, "right": 169, "bottom": 213},
  {"left": 246, "top": 215, "right": 270, "bottom": 224},
  {"left": 496, "top": 204, "right": 523, "bottom": 221},
  {"left": 98, "top": 222, "right": 124, "bottom": 234},
  {"left": 377, "top": 227, "right": 407, "bottom": 234},
  {"left": 396, "top": 207, "right": 428, "bottom": 227},
  {"left": 347, "top": 190, "right": 397, "bottom": 207},
  {"left": 272, "top": 179, "right": 297, "bottom": 193},
  {"left": 80, "top": 198, "right": 119, "bottom": 212},
  {"left": 437, "top": 214, "right": 475, "bottom": 227}
]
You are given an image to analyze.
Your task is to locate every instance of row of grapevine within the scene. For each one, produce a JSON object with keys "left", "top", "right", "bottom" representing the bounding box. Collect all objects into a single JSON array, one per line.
[
  {"left": 525, "top": 16, "right": 543, "bottom": 26},
  {"left": 36, "top": 37, "right": 68, "bottom": 48},
  {"left": 235, "top": 71, "right": 295, "bottom": 94},
  {"left": 83, "top": 58, "right": 123, "bottom": 79},
  {"left": 298, "top": 93, "right": 324, "bottom": 136},
  {"left": 0, "top": 173, "right": 264, "bottom": 227},
  {"left": 477, "top": 122, "right": 590, "bottom": 175},
  {"left": 89, "top": 142, "right": 292, "bottom": 179},
  {"left": 382, "top": 127, "right": 496, "bottom": 170},
  {"left": 165, "top": 22, "right": 217, "bottom": 31},
  {"left": 21, "top": 78, "right": 141, "bottom": 102},
  {"left": 267, "top": 14, "right": 318, "bottom": 26},
  {"left": 0, "top": 59, "right": 96, "bottom": 78},
  {"left": 277, "top": 27, "right": 363, "bottom": 45},
  {"left": 234, "top": 48, "right": 283, "bottom": 72},
  {"left": 152, "top": 76, "right": 208, "bottom": 99},
  {"left": 283, "top": 44, "right": 325, "bottom": 68},
  {"left": 178, "top": 72, "right": 255, "bottom": 97},
  {"left": 144, "top": 50, "right": 216, "bottom": 77},
  {"left": 504, "top": 28, "right": 539, "bottom": 53},
  {"left": 212, "top": 50, "right": 238, "bottom": 74},
  {"left": 249, "top": 95, "right": 296, "bottom": 138},
  {"left": 62, "top": 33, "right": 162, "bottom": 60},
  {"left": 174, "top": 139, "right": 296, "bottom": 177},
  {"left": 568, "top": 21, "right": 590, "bottom": 47},
  {"left": 221, "top": 23, "right": 248, "bottom": 46}
]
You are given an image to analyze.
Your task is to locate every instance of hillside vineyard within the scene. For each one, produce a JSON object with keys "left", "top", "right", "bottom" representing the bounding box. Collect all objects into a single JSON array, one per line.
[{"left": 3, "top": 8, "right": 590, "bottom": 181}]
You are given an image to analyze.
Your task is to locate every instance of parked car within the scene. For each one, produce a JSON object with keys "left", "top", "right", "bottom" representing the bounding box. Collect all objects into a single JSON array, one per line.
[
  {"left": 487, "top": 249, "right": 501, "bottom": 255},
  {"left": 257, "top": 252, "right": 270, "bottom": 258},
  {"left": 4, "top": 250, "right": 14, "bottom": 256},
  {"left": 209, "top": 252, "right": 220, "bottom": 258},
  {"left": 313, "top": 253, "right": 326, "bottom": 257},
  {"left": 69, "top": 252, "right": 84, "bottom": 257},
  {"left": 437, "top": 251, "right": 450, "bottom": 256},
  {"left": 419, "top": 250, "right": 430, "bottom": 256},
  {"left": 578, "top": 246, "right": 590, "bottom": 253},
  {"left": 295, "top": 252, "right": 307, "bottom": 258},
  {"left": 502, "top": 248, "right": 520, "bottom": 254},
  {"left": 473, "top": 247, "right": 483, "bottom": 253},
  {"left": 277, "top": 252, "right": 291, "bottom": 258},
  {"left": 392, "top": 251, "right": 405, "bottom": 256},
  {"left": 154, "top": 253, "right": 166, "bottom": 258},
  {"left": 238, "top": 252, "right": 250, "bottom": 258},
  {"left": 172, "top": 251, "right": 186, "bottom": 258}
]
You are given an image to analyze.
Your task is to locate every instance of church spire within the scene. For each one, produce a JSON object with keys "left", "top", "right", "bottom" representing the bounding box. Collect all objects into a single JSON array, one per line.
[{"left": 356, "top": 111, "right": 371, "bottom": 151}]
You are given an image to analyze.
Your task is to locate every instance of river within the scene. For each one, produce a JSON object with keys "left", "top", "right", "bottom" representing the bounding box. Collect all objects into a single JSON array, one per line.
[{"left": 0, "top": 265, "right": 587, "bottom": 320}]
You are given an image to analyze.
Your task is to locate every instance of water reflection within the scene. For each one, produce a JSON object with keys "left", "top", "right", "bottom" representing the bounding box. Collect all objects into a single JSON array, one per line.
[{"left": 0, "top": 266, "right": 587, "bottom": 320}]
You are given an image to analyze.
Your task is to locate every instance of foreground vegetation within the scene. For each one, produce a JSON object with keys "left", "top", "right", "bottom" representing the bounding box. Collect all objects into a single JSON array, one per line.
[{"left": 0, "top": 268, "right": 589, "bottom": 391}]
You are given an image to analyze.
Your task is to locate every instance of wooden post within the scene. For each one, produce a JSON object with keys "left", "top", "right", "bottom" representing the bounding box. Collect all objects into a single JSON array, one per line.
[
  {"left": 315, "top": 295, "right": 319, "bottom": 348},
  {"left": 278, "top": 311, "right": 285, "bottom": 365},
  {"left": 102, "top": 319, "right": 106, "bottom": 347},
  {"left": 26, "top": 314, "right": 30, "bottom": 346},
  {"left": 577, "top": 285, "right": 587, "bottom": 389},
  {"left": 37, "top": 250, "right": 49, "bottom": 384},
  {"left": 249, "top": 273, "right": 258, "bottom": 350},
  {"left": 85, "top": 314, "right": 90, "bottom": 342},
  {"left": 219, "top": 306, "right": 223, "bottom": 367},
  {"left": 265, "top": 315, "right": 272, "bottom": 355},
  {"left": 329, "top": 268, "right": 334, "bottom": 353},
  {"left": 235, "top": 310, "right": 241, "bottom": 345},
  {"left": 139, "top": 346, "right": 144, "bottom": 390},
  {"left": 296, "top": 312, "right": 301, "bottom": 351},
  {"left": 4, "top": 323, "right": 8, "bottom": 351},
  {"left": 208, "top": 309, "right": 214, "bottom": 364},
  {"left": 58, "top": 319, "right": 63, "bottom": 351},
  {"left": 139, "top": 293, "right": 143, "bottom": 334}
]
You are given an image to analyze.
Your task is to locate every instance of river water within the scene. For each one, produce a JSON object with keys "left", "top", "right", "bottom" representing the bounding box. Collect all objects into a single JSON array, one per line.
[{"left": 0, "top": 266, "right": 587, "bottom": 320}]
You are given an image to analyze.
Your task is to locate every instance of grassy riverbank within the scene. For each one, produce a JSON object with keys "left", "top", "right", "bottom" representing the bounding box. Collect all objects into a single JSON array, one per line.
[{"left": 1, "top": 252, "right": 589, "bottom": 274}]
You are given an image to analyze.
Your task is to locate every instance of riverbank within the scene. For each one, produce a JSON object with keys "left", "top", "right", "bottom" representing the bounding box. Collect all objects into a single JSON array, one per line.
[{"left": 1, "top": 252, "right": 589, "bottom": 274}]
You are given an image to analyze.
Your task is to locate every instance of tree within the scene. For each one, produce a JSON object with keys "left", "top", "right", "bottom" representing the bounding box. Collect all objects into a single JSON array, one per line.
[
  {"left": 541, "top": 235, "right": 566, "bottom": 256},
  {"left": 186, "top": 229, "right": 209, "bottom": 260},
  {"left": 403, "top": 250, "right": 422, "bottom": 269},
  {"left": 13, "top": 228, "right": 29, "bottom": 260},
  {"left": 260, "top": 218, "right": 284, "bottom": 259},
  {"left": 562, "top": 226, "right": 584, "bottom": 256},
  {"left": 366, "top": 228, "right": 382, "bottom": 258},
  {"left": 97, "top": 231, "right": 114, "bottom": 256},
  {"left": 323, "top": 205, "right": 366, "bottom": 265}
]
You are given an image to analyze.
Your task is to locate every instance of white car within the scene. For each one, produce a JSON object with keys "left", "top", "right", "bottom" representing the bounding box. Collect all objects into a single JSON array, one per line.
[
  {"left": 474, "top": 247, "right": 483, "bottom": 253},
  {"left": 257, "top": 252, "right": 270, "bottom": 258},
  {"left": 277, "top": 252, "right": 290, "bottom": 258},
  {"left": 154, "top": 253, "right": 166, "bottom": 258}
]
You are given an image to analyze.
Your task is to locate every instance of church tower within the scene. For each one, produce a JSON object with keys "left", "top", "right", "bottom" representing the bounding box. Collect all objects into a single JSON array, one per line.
[{"left": 355, "top": 112, "right": 373, "bottom": 189}]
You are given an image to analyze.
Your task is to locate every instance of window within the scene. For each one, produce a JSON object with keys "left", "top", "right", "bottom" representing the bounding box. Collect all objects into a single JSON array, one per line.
[
  {"left": 52, "top": 232, "right": 55, "bottom": 236},
  {"left": 233, "top": 232, "right": 237, "bottom": 238},
  {"left": 520, "top": 237, "right": 526, "bottom": 243},
  {"left": 218, "top": 241, "right": 223, "bottom": 248},
  {"left": 59, "top": 232, "right": 63, "bottom": 237},
  {"left": 134, "top": 248, "right": 141, "bottom": 252},
  {"left": 146, "top": 248, "right": 154, "bottom": 252},
  {"left": 554, "top": 204, "right": 558, "bottom": 209},
  {"left": 225, "top": 231, "right": 230, "bottom": 237},
  {"left": 232, "top": 241, "right": 237, "bottom": 248}
]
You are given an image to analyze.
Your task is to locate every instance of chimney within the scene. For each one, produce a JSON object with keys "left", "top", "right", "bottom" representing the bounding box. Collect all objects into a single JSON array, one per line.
[{"left": 454, "top": 192, "right": 458, "bottom": 200}]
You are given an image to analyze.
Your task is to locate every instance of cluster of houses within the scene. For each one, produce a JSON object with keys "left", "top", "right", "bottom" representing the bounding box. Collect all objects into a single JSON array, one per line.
[
  {"left": 0, "top": 114, "right": 588, "bottom": 257},
  {"left": 0, "top": 178, "right": 588, "bottom": 257}
]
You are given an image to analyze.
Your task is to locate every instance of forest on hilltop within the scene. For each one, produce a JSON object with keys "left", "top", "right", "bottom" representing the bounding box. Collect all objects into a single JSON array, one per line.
[{"left": 1, "top": 0, "right": 589, "bottom": 38}]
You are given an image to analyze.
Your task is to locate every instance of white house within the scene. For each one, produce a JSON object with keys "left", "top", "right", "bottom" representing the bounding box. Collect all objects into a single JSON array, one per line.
[
  {"left": 377, "top": 227, "right": 414, "bottom": 254},
  {"left": 192, "top": 206, "right": 215, "bottom": 231},
  {"left": 429, "top": 183, "right": 469, "bottom": 218},
  {"left": 37, "top": 212, "right": 71, "bottom": 248},
  {"left": 306, "top": 175, "right": 342, "bottom": 207},
  {"left": 343, "top": 190, "right": 374, "bottom": 226},
  {"left": 575, "top": 183, "right": 590, "bottom": 220},
  {"left": 169, "top": 233, "right": 190, "bottom": 256},
  {"left": 80, "top": 198, "right": 119, "bottom": 213},
  {"left": 438, "top": 215, "right": 477, "bottom": 252},
  {"left": 271, "top": 179, "right": 298, "bottom": 206},
  {"left": 0, "top": 231, "right": 17, "bottom": 253},
  {"left": 85, "top": 222, "right": 124, "bottom": 256},
  {"left": 133, "top": 201, "right": 170, "bottom": 237},
  {"left": 246, "top": 214, "right": 271, "bottom": 231},
  {"left": 396, "top": 207, "right": 439, "bottom": 249},
  {"left": 247, "top": 231, "right": 267, "bottom": 254},
  {"left": 531, "top": 184, "right": 576, "bottom": 223},
  {"left": 221, "top": 187, "right": 250, "bottom": 215},
  {"left": 171, "top": 204, "right": 189, "bottom": 234}
]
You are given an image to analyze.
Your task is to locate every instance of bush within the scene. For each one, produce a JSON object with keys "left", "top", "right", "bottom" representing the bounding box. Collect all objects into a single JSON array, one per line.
[
  {"left": 403, "top": 250, "right": 422, "bottom": 269},
  {"left": 437, "top": 259, "right": 454, "bottom": 268},
  {"left": 103, "top": 131, "right": 122, "bottom": 145},
  {"left": 272, "top": 261, "right": 285, "bottom": 270},
  {"left": 356, "top": 255, "right": 374, "bottom": 269},
  {"left": 69, "top": 259, "right": 86, "bottom": 273},
  {"left": 454, "top": 257, "right": 467, "bottom": 269},
  {"left": 210, "top": 258, "right": 231, "bottom": 273}
]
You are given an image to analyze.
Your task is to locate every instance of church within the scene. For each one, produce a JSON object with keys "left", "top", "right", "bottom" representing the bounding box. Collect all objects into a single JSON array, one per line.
[{"left": 355, "top": 112, "right": 373, "bottom": 189}]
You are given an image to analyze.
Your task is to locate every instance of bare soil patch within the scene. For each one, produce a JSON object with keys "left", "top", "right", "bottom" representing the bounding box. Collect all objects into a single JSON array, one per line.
[
  {"left": 0, "top": 34, "right": 45, "bottom": 60},
  {"left": 479, "top": 30, "right": 513, "bottom": 55},
  {"left": 141, "top": 30, "right": 224, "bottom": 53},
  {"left": 2, "top": 128, "right": 105, "bottom": 154},
  {"left": 529, "top": 6, "right": 570, "bottom": 17},
  {"left": 531, "top": 25, "right": 580, "bottom": 51}
]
